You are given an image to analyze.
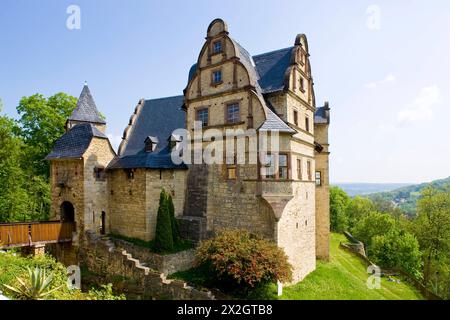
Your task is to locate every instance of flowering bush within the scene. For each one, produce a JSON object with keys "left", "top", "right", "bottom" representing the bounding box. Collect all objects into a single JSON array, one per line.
[{"left": 196, "top": 230, "right": 292, "bottom": 290}]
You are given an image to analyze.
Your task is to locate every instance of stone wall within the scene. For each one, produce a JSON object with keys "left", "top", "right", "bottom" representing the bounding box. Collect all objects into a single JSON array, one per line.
[
  {"left": 276, "top": 182, "right": 316, "bottom": 283},
  {"left": 111, "top": 238, "right": 195, "bottom": 275},
  {"left": 108, "top": 168, "right": 148, "bottom": 240},
  {"left": 314, "top": 123, "right": 330, "bottom": 260},
  {"left": 83, "top": 137, "right": 116, "bottom": 234},
  {"left": 108, "top": 168, "right": 187, "bottom": 242},
  {"left": 80, "top": 232, "right": 215, "bottom": 300},
  {"left": 49, "top": 159, "right": 85, "bottom": 235}
]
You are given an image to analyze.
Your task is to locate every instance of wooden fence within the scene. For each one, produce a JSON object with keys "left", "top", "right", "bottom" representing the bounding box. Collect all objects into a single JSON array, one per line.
[{"left": 0, "top": 221, "right": 73, "bottom": 248}]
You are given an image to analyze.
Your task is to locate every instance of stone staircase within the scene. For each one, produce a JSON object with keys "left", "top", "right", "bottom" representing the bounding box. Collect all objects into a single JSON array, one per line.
[{"left": 83, "top": 232, "right": 216, "bottom": 299}]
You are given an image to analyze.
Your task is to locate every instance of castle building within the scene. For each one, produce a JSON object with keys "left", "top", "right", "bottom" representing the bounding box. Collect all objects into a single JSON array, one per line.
[{"left": 46, "top": 19, "right": 330, "bottom": 283}]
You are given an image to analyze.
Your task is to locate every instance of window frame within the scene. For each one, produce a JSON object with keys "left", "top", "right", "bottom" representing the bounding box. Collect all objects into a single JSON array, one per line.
[
  {"left": 94, "top": 167, "right": 106, "bottom": 181},
  {"left": 293, "top": 109, "right": 298, "bottom": 126},
  {"left": 299, "top": 77, "right": 305, "bottom": 93},
  {"left": 226, "top": 102, "right": 241, "bottom": 124},
  {"left": 297, "top": 158, "right": 302, "bottom": 181},
  {"left": 213, "top": 40, "right": 222, "bottom": 54},
  {"left": 260, "top": 153, "right": 290, "bottom": 180},
  {"left": 315, "top": 171, "right": 322, "bottom": 186},
  {"left": 211, "top": 69, "right": 223, "bottom": 85},
  {"left": 196, "top": 107, "right": 209, "bottom": 127},
  {"left": 225, "top": 153, "right": 237, "bottom": 180},
  {"left": 307, "top": 160, "right": 312, "bottom": 181}
]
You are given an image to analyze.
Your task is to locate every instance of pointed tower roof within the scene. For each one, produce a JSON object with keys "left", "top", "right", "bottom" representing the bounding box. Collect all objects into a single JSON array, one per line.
[{"left": 68, "top": 83, "right": 106, "bottom": 124}]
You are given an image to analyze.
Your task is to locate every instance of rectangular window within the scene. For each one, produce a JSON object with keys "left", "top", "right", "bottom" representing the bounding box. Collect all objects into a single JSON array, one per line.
[
  {"left": 212, "top": 70, "right": 222, "bottom": 84},
  {"left": 261, "top": 154, "right": 290, "bottom": 180},
  {"left": 227, "top": 167, "right": 236, "bottom": 180},
  {"left": 196, "top": 108, "right": 209, "bottom": 127},
  {"left": 293, "top": 110, "right": 298, "bottom": 126},
  {"left": 279, "top": 154, "right": 288, "bottom": 180},
  {"left": 226, "top": 154, "right": 237, "bottom": 180},
  {"left": 300, "top": 78, "right": 305, "bottom": 92},
  {"left": 307, "top": 160, "right": 312, "bottom": 181},
  {"left": 305, "top": 116, "right": 310, "bottom": 132},
  {"left": 94, "top": 167, "right": 105, "bottom": 181},
  {"left": 262, "top": 154, "right": 276, "bottom": 179},
  {"left": 213, "top": 40, "right": 222, "bottom": 54},
  {"left": 227, "top": 103, "right": 240, "bottom": 124},
  {"left": 315, "top": 171, "right": 322, "bottom": 186},
  {"left": 297, "top": 158, "right": 302, "bottom": 180}
]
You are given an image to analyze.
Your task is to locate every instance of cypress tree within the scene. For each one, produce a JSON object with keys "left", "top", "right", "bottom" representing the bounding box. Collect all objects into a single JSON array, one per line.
[
  {"left": 167, "top": 194, "right": 180, "bottom": 244},
  {"left": 154, "top": 189, "right": 173, "bottom": 252}
]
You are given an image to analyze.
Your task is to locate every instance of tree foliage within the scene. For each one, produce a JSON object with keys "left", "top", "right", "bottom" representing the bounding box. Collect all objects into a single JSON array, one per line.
[
  {"left": 330, "top": 186, "right": 350, "bottom": 232},
  {"left": 17, "top": 93, "right": 77, "bottom": 178},
  {"left": 0, "top": 93, "right": 76, "bottom": 222},
  {"left": 371, "top": 230, "right": 422, "bottom": 277},
  {"left": 345, "top": 196, "right": 374, "bottom": 231},
  {"left": 412, "top": 187, "right": 450, "bottom": 297}
]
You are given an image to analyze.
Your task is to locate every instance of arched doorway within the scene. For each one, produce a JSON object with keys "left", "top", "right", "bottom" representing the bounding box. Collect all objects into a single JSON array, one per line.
[
  {"left": 60, "top": 201, "right": 76, "bottom": 231},
  {"left": 101, "top": 211, "right": 106, "bottom": 235}
]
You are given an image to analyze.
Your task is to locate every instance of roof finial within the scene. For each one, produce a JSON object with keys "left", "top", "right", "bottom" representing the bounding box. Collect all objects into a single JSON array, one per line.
[{"left": 84, "top": 80, "right": 88, "bottom": 87}]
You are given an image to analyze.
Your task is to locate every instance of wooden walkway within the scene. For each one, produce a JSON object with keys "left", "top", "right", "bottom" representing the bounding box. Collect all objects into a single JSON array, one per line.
[{"left": 0, "top": 221, "right": 73, "bottom": 248}]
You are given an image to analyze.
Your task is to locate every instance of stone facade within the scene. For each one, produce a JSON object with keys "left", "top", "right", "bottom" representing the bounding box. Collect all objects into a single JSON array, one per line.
[{"left": 47, "top": 18, "right": 330, "bottom": 286}]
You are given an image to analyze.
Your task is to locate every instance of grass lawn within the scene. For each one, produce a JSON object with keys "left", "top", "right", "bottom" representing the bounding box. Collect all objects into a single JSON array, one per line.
[
  {"left": 172, "top": 233, "right": 424, "bottom": 300},
  {"left": 251, "top": 233, "right": 424, "bottom": 300}
]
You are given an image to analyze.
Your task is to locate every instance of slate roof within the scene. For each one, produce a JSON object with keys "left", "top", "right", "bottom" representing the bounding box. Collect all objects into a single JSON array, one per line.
[
  {"left": 46, "top": 123, "right": 107, "bottom": 160},
  {"left": 108, "top": 96, "right": 187, "bottom": 170},
  {"left": 187, "top": 46, "right": 295, "bottom": 95},
  {"left": 68, "top": 85, "right": 106, "bottom": 124},
  {"left": 315, "top": 106, "right": 330, "bottom": 124},
  {"left": 186, "top": 42, "right": 296, "bottom": 134},
  {"left": 253, "top": 47, "right": 294, "bottom": 94}
]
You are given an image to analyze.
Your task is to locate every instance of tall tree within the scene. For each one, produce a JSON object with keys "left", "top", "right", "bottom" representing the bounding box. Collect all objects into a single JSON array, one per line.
[
  {"left": 413, "top": 187, "right": 450, "bottom": 289},
  {"left": 154, "top": 189, "right": 174, "bottom": 252},
  {"left": 16, "top": 93, "right": 77, "bottom": 178},
  {"left": 0, "top": 113, "right": 29, "bottom": 221},
  {"left": 345, "top": 196, "right": 375, "bottom": 232},
  {"left": 330, "top": 186, "right": 350, "bottom": 232}
]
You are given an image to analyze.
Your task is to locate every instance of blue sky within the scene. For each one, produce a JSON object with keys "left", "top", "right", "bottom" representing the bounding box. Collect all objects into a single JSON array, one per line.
[{"left": 1, "top": 0, "right": 449, "bottom": 183}]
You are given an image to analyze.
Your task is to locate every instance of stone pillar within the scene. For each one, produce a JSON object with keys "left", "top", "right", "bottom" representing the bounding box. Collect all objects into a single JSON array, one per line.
[{"left": 21, "top": 244, "right": 45, "bottom": 257}]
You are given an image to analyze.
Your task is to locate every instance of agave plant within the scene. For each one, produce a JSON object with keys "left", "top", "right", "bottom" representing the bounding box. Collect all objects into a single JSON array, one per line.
[{"left": 3, "top": 267, "right": 63, "bottom": 300}]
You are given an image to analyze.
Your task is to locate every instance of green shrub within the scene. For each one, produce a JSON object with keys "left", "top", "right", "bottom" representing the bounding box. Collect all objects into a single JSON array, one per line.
[
  {"left": 154, "top": 189, "right": 174, "bottom": 253},
  {"left": 196, "top": 229, "right": 292, "bottom": 292},
  {"left": 3, "top": 266, "right": 63, "bottom": 300},
  {"left": 167, "top": 194, "right": 180, "bottom": 244}
]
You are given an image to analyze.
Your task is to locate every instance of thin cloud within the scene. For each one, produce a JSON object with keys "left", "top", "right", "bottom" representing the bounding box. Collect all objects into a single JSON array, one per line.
[
  {"left": 365, "top": 73, "right": 396, "bottom": 89},
  {"left": 397, "top": 85, "right": 441, "bottom": 125}
]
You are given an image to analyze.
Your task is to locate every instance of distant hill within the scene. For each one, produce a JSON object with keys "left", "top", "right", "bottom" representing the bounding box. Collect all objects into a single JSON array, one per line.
[
  {"left": 367, "top": 176, "right": 450, "bottom": 216},
  {"left": 333, "top": 183, "right": 412, "bottom": 197}
]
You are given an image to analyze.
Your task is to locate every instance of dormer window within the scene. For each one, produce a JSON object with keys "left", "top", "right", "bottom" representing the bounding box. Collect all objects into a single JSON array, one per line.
[
  {"left": 145, "top": 136, "right": 159, "bottom": 153},
  {"left": 168, "top": 134, "right": 182, "bottom": 150},
  {"left": 213, "top": 40, "right": 222, "bottom": 54},
  {"left": 212, "top": 70, "right": 222, "bottom": 84}
]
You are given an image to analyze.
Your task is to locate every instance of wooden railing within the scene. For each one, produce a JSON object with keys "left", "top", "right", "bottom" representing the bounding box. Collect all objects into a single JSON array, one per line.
[{"left": 0, "top": 221, "right": 73, "bottom": 248}]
